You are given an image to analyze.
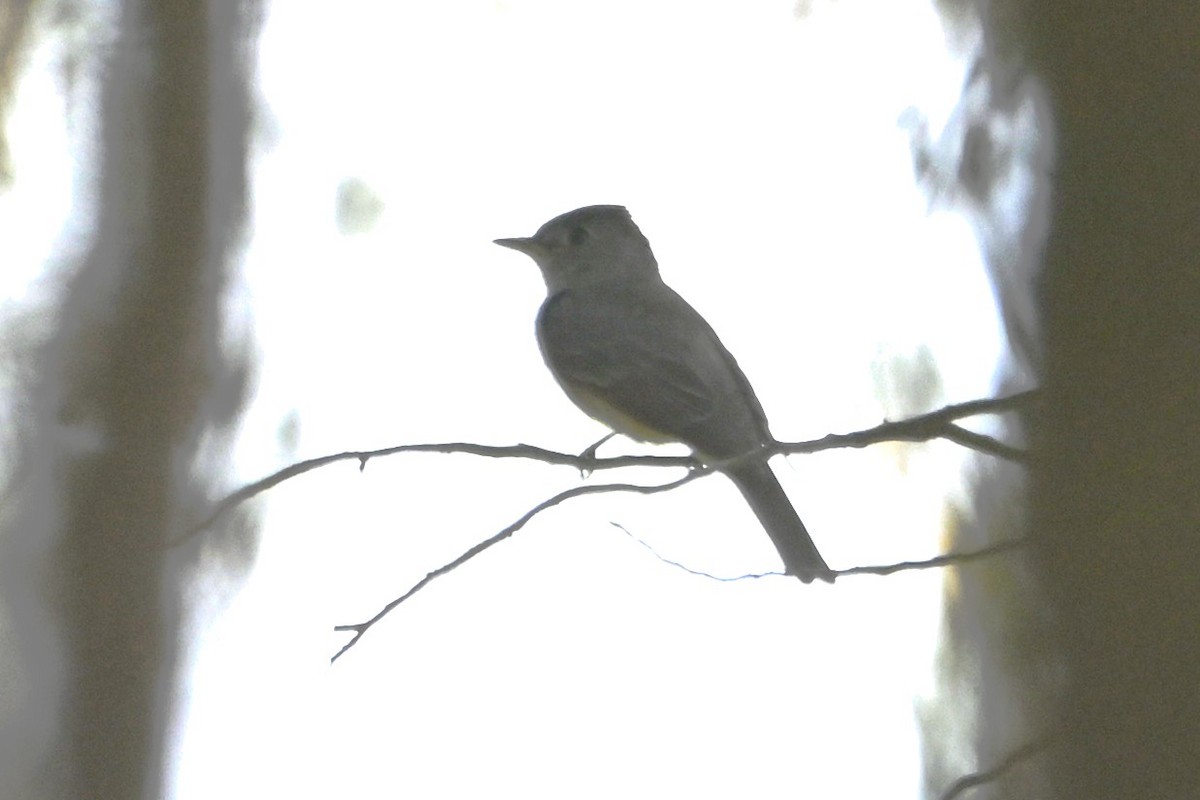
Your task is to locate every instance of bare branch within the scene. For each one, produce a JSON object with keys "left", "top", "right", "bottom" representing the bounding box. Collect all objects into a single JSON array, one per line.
[
  {"left": 174, "top": 442, "right": 692, "bottom": 544},
  {"left": 187, "top": 390, "right": 1038, "bottom": 540},
  {"left": 772, "top": 389, "right": 1037, "bottom": 462},
  {"left": 330, "top": 523, "right": 1023, "bottom": 660},
  {"left": 330, "top": 451, "right": 1028, "bottom": 661},
  {"left": 330, "top": 471, "right": 707, "bottom": 662}
]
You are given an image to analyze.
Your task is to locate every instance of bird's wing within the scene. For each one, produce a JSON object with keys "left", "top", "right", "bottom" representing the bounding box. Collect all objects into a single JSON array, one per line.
[{"left": 536, "top": 281, "right": 769, "bottom": 459}]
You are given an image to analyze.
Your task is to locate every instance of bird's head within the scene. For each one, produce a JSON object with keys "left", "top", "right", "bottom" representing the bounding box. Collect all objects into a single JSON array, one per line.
[{"left": 495, "top": 205, "right": 660, "bottom": 293}]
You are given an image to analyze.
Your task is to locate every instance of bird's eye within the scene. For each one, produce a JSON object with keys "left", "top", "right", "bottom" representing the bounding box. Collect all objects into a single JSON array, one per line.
[{"left": 568, "top": 226, "right": 589, "bottom": 245}]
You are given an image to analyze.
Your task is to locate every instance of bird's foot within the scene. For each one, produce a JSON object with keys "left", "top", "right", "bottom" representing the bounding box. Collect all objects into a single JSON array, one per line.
[
  {"left": 794, "top": 566, "right": 837, "bottom": 585},
  {"left": 577, "top": 432, "right": 616, "bottom": 477}
]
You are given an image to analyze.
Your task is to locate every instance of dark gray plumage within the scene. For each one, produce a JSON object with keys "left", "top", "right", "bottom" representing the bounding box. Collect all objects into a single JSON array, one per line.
[{"left": 496, "top": 205, "right": 832, "bottom": 582}]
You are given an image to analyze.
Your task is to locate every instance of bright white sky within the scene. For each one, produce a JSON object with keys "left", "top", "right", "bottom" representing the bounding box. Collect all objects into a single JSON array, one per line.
[{"left": 2, "top": 1, "right": 1005, "bottom": 797}]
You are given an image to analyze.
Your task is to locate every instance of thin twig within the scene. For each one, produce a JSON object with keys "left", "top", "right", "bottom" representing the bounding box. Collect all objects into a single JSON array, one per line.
[
  {"left": 611, "top": 522, "right": 779, "bottom": 581},
  {"left": 330, "top": 472, "right": 707, "bottom": 662},
  {"left": 614, "top": 522, "right": 1026, "bottom": 581},
  {"left": 834, "top": 538, "right": 1027, "bottom": 578},
  {"left": 941, "top": 424, "right": 1029, "bottom": 463},
  {"left": 939, "top": 734, "right": 1052, "bottom": 800}
]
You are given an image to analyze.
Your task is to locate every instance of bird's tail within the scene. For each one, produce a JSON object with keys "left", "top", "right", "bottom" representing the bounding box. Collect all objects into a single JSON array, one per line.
[{"left": 723, "top": 457, "right": 833, "bottom": 583}]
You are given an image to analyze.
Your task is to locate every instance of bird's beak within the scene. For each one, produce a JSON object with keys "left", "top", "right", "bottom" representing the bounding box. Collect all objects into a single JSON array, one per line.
[{"left": 493, "top": 236, "right": 542, "bottom": 257}]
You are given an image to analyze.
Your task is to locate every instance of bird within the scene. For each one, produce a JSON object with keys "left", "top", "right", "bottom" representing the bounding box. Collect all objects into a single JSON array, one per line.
[{"left": 494, "top": 204, "right": 833, "bottom": 583}]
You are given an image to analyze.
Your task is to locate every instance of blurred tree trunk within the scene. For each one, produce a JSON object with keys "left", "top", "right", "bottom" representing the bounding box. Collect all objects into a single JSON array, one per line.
[
  {"left": 1016, "top": 3, "right": 1200, "bottom": 798},
  {"left": 10, "top": 1, "right": 256, "bottom": 797},
  {"left": 922, "top": 3, "right": 1200, "bottom": 797}
]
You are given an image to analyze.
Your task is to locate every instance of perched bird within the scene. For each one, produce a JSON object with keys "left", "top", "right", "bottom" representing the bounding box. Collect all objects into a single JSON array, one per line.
[{"left": 495, "top": 205, "right": 832, "bottom": 583}]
